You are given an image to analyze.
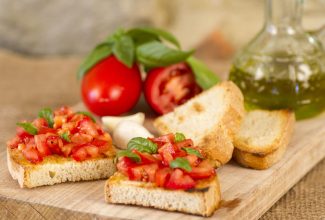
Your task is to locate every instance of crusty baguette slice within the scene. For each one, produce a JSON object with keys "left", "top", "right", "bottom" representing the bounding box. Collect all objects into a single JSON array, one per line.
[
  {"left": 233, "top": 109, "right": 295, "bottom": 169},
  {"left": 7, "top": 148, "right": 116, "bottom": 188},
  {"left": 234, "top": 109, "right": 295, "bottom": 154},
  {"left": 154, "top": 81, "right": 245, "bottom": 166},
  {"left": 105, "top": 172, "right": 221, "bottom": 217}
]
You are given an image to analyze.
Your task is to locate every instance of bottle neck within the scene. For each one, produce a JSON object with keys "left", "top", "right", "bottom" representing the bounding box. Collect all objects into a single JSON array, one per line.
[{"left": 264, "top": 0, "right": 303, "bottom": 33}]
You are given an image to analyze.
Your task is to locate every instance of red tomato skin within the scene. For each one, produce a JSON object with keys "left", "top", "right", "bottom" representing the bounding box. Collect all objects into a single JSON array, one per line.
[
  {"left": 81, "top": 55, "right": 142, "bottom": 116},
  {"left": 144, "top": 63, "right": 202, "bottom": 115},
  {"left": 165, "top": 169, "right": 195, "bottom": 190}
]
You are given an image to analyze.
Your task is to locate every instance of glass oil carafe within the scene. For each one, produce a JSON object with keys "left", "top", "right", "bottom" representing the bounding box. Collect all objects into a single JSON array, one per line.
[{"left": 229, "top": 0, "right": 325, "bottom": 120}]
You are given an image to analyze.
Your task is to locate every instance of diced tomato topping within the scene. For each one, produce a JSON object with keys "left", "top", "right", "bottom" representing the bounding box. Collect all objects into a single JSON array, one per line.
[
  {"left": 22, "top": 147, "right": 43, "bottom": 164},
  {"left": 133, "top": 150, "right": 157, "bottom": 164},
  {"left": 155, "top": 167, "right": 172, "bottom": 187},
  {"left": 34, "top": 134, "right": 52, "bottom": 157},
  {"left": 165, "top": 169, "right": 195, "bottom": 190},
  {"left": 115, "top": 133, "right": 215, "bottom": 191},
  {"left": 188, "top": 160, "right": 215, "bottom": 180},
  {"left": 7, "top": 106, "right": 114, "bottom": 164}
]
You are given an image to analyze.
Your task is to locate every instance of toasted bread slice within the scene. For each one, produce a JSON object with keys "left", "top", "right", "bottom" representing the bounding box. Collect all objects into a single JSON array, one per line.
[
  {"left": 154, "top": 81, "right": 245, "bottom": 166},
  {"left": 105, "top": 172, "right": 221, "bottom": 217},
  {"left": 233, "top": 109, "right": 295, "bottom": 169},
  {"left": 7, "top": 148, "right": 116, "bottom": 188}
]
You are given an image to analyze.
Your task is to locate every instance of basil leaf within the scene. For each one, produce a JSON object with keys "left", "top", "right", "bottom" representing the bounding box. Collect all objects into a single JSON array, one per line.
[
  {"left": 60, "top": 132, "right": 71, "bottom": 142},
  {"left": 16, "top": 122, "right": 38, "bottom": 135},
  {"left": 136, "top": 41, "right": 193, "bottom": 68},
  {"left": 76, "top": 111, "right": 96, "bottom": 122},
  {"left": 175, "top": 132, "right": 186, "bottom": 143},
  {"left": 170, "top": 158, "right": 192, "bottom": 172},
  {"left": 186, "top": 56, "right": 220, "bottom": 90},
  {"left": 127, "top": 27, "right": 180, "bottom": 48},
  {"left": 127, "top": 137, "right": 157, "bottom": 154},
  {"left": 117, "top": 150, "right": 141, "bottom": 163},
  {"left": 112, "top": 35, "right": 135, "bottom": 68},
  {"left": 38, "top": 108, "right": 54, "bottom": 128},
  {"left": 77, "top": 43, "right": 112, "bottom": 79},
  {"left": 126, "top": 29, "right": 159, "bottom": 46},
  {"left": 182, "top": 147, "right": 203, "bottom": 159}
]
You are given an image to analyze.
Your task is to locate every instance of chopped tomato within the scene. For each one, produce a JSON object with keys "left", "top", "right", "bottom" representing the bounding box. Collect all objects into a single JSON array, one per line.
[
  {"left": 175, "top": 139, "right": 194, "bottom": 149},
  {"left": 54, "top": 106, "right": 73, "bottom": 116},
  {"left": 116, "top": 157, "right": 136, "bottom": 176},
  {"left": 71, "top": 133, "right": 93, "bottom": 144},
  {"left": 188, "top": 160, "right": 215, "bottom": 180},
  {"left": 32, "top": 118, "right": 48, "bottom": 128},
  {"left": 22, "top": 147, "right": 43, "bottom": 164},
  {"left": 165, "top": 169, "right": 195, "bottom": 190},
  {"left": 184, "top": 154, "right": 199, "bottom": 167},
  {"left": 129, "top": 164, "right": 158, "bottom": 182},
  {"left": 72, "top": 146, "right": 88, "bottom": 161},
  {"left": 16, "top": 126, "right": 33, "bottom": 141},
  {"left": 85, "top": 145, "right": 100, "bottom": 158},
  {"left": 149, "top": 133, "right": 175, "bottom": 147},
  {"left": 78, "top": 118, "right": 98, "bottom": 137},
  {"left": 7, "top": 136, "right": 20, "bottom": 149},
  {"left": 155, "top": 167, "right": 172, "bottom": 187},
  {"left": 133, "top": 150, "right": 157, "bottom": 164},
  {"left": 46, "top": 135, "right": 63, "bottom": 155},
  {"left": 60, "top": 143, "right": 76, "bottom": 157},
  {"left": 34, "top": 134, "right": 51, "bottom": 157}
]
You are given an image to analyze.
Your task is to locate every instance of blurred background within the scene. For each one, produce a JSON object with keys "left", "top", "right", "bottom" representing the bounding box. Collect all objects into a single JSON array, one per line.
[{"left": 0, "top": 0, "right": 324, "bottom": 56}]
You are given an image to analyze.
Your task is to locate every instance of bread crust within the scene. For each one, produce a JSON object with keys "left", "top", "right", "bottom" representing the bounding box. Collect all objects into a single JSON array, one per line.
[
  {"left": 7, "top": 148, "right": 116, "bottom": 188},
  {"left": 105, "top": 172, "right": 221, "bottom": 217},
  {"left": 233, "top": 110, "right": 295, "bottom": 169},
  {"left": 234, "top": 110, "right": 295, "bottom": 154}
]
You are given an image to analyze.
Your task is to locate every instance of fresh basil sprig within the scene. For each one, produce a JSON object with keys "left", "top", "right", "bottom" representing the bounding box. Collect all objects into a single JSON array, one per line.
[
  {"left": 76, "top": 111, "right": 96, "bottom": 122},
  {"left": 117, "top": 150, "right": 141, "bottom": 163},
  {"left": 136, "top": 41, "right": 193, "bottom": 68},
  {"left": 175, "top": 132, "right": 186, "bottom": 143},
  {"left": 38, "top": 108, "right": 54, "bottom": 128},
  {"left": 186, "top": 56, "right": 220, "bottom": 90},
  {"left": 16, "top": 122, "right": 38, "bottom": 135},
  {"left": 127, "top": 137, "right": 157, "bottom": 154},
  {"left": 170, "top": 158, "right": 192, "bottom": 172},
  {"left": 182, "top": 147, "right": 203, "bottom": 159},
  {"left": 112, "top": 35, "right": 135, "bottom": 68},
  {"left": 60, "top": 132, "right": 71, "bottom": 142},
  {"left": 127, "top": 27, "right": 180, "bottom": 48}
]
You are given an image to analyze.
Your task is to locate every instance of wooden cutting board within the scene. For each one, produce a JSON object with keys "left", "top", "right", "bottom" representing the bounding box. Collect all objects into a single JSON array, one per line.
[{"left": 0, "top": 109, "right": 324, "bottom": 220}]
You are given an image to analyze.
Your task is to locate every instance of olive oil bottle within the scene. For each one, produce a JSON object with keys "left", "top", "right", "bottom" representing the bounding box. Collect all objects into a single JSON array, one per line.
[{"left": 229, "top": 0, "right": 325, "bottom": 120}]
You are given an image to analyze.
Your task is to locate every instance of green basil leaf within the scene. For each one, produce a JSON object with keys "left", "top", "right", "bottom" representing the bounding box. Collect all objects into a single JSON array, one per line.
[
  {"left": 186, "top": 56, "right": 220, "bottom": 90},
  {"left": 175, "top": 132, "right": 186, "bottom": 143},
  {"left": 126, "top": 29, "right": 159, "bottom": 46},
  {"left": 77, "top": 43, "right": 112, "bottom": 79},
  {"left": 117, "top": 150, "right": 141, "bottom": 163},
  {"left": 60, "top": 132, "right": 71, "bottom": 142},
  {"left": 182, "top": 147, "right": 203, "bottom": 159},
  {"left": 170, "top": 158, "right": 192, "bottom": 172},
  {"left": 112, "top": 35, "right": 135, "bottom": 68},
  {"left": 127, "top": 27, "right": 180, "bottom": 48},
  {"left": 136, "top": 41, "right": 193, "bottom": 68},
  {"left": 127, "top": 137, "right": 157, "bottom": 154},
  {"left": 106, "top": 28, "right": 126, "bottom": 43},
  {"left": 16, "top": 122, "right": 38, "bottom": 135},
  {"left": 38, "top": 108, "right": 54, "bottom": 128},
  {"left": 76, "top": 111, "right": 96, "bottom": 122}
]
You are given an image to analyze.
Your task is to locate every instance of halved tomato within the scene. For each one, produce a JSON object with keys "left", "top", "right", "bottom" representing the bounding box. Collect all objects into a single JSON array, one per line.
[
  {"left": 155, "top": 167, "right": 172, "bottom": 187},
  {"left": 165, "top": 169, "right": 195, "bottom": 190},
  {"left": 188, "top": 160, "right": 215, "bottom": 179}
]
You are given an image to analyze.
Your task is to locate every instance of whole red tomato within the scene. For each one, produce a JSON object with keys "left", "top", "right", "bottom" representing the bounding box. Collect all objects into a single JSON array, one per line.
[
  {"left": 81, "top": 56, "right": 142, "bottom": 116},
  {"left": 144, "top": 63, "right": 202, "bottom": 115}
]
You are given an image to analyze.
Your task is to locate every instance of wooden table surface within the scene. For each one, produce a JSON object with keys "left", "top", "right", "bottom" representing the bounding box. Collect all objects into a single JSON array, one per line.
[{"left": 0, "top": 49, "right": 324, "bottom": 219}]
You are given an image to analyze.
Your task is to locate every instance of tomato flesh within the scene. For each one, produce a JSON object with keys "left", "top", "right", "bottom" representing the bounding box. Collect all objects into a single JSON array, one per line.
[
  {"left": 144, "top": 63, "right": 202, "bottom": 115},
  {"left": 165, "top": 169, "right": 195, "bottom": 190},
  {"left": 81, "top": 55, "right": 142, "bottom": 116}
]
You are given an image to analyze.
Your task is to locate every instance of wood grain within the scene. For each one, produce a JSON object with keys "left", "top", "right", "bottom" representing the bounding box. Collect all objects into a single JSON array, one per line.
[{"left": 0, "top": 112, "right": 324, "bottom": 219}]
